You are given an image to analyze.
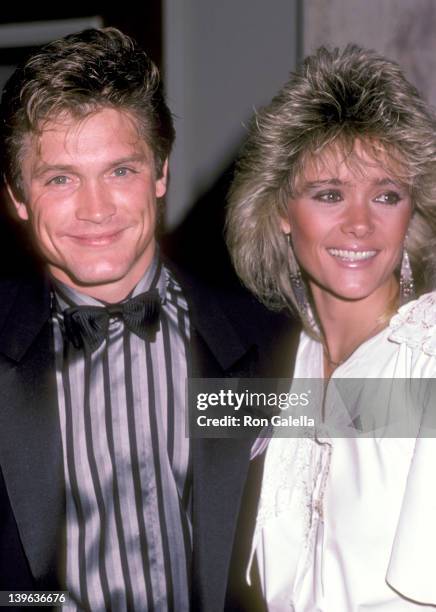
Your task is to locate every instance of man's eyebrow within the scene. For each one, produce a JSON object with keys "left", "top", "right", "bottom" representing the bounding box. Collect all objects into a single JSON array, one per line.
[
  {"left": 106, "top": 154, "right": 149, "bottom": 168},
  {"left": 32, "top": 163, "right": 76, "bottom": 178},
  {"left": 32, "top": 154, "right": 149, "bottom": 178}
]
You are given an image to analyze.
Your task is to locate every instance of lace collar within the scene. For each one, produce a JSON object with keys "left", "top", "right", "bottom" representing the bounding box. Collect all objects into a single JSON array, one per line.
[{"left": 388, "top": 292, "right": 436, "bottom": 356}]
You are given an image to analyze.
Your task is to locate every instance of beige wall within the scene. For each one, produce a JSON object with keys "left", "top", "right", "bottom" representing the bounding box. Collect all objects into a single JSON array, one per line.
[
  {"left": 163, "top": 0, "right": 299, "bottom": 229},
  {"left": 303, "top": 0, "right": 436, "bottom": 106}
]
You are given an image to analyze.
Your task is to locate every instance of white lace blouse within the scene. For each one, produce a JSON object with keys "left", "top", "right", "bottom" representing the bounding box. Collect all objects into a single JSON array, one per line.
[{"left": 250, "top": 292, "right": 436, "bottom": 611}]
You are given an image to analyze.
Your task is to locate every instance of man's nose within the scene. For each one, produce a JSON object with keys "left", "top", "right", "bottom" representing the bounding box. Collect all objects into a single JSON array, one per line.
[
  {"left": 340, "top": 202, "right": 375, "bottom": 238},
  {"left": 75, "top": 181, "right": 116, "bottom": 223}
]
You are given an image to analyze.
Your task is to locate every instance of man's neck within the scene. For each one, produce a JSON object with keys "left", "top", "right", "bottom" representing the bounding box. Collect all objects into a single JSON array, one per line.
[
  {"left": 48, "top": 255, "right": 158, "bottom": 303},
  {"left": 50, "top": 255, "right": 160, "bottom": 305}
]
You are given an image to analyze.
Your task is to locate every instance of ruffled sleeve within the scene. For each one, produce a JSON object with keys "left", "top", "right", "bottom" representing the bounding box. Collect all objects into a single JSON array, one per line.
[{"left": 389, "top": 292, "right": 436, "bottom": 356}]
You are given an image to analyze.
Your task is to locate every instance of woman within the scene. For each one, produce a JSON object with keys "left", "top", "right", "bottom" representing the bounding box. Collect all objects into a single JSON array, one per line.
[{"left": 226, "top": 45, "right": 436, "bottom": 610}]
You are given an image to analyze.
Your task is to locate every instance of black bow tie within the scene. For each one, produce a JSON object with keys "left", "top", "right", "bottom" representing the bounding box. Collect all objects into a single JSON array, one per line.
[{"left": 63, "top": 289, "right": 161, "bottom": 352}]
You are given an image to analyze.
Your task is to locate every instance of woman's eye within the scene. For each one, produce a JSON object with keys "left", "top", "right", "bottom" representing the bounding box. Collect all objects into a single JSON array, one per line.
[
  {"left": 47, "top": 175, "right": 69, "bottom": 185},
  {"left": 313, "top": 190, "right": 342, "bottom": 203},
  {"left": 373, "top": 191, "right": 401, "bottom": 205}
]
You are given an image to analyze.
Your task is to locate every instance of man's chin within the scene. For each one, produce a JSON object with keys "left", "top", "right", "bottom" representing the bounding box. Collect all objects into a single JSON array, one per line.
[{"left": 50, "top": 264, "right": 131, "bottom": 291}]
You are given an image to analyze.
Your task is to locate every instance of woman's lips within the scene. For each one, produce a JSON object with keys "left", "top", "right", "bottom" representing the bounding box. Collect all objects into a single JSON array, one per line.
[
  {"left": 327, "top": 248, "right": 379, "bottom": 266},
  {"left": 327, "top": 248, "right": 377, "bottom": 261}
]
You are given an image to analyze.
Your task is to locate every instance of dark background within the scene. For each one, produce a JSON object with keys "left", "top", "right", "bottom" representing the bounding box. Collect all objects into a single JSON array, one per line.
[{"left": 0, "top": 6, "right": 163, "bottom": 66}]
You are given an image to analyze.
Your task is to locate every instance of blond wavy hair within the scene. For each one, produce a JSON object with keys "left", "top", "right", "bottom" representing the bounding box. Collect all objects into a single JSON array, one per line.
[{"left": 226, "top": 45, "right": 436, "bottom": 325}]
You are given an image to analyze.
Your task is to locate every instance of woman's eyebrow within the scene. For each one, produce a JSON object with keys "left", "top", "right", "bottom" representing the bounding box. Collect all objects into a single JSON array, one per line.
[
  {"left": 302, "top": 178, "right": 344, "bottom": 189},
  {"left": 301, "top": 177, "right": 405, "bottom": 190},
  {"left": 372, "top": 177, "right": 403, "bottom": 187}
]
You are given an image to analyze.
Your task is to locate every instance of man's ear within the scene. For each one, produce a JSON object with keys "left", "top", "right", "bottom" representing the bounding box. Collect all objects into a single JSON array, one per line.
[
  {"left": 156, "top": 159, "right": 168, "bottom": 198},
  {"left": 6, "top": 183, "right": 29, "bottom": 221}
]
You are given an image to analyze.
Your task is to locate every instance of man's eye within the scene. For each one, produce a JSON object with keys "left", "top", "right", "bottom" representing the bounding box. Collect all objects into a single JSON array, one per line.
[
  {"left": 113, "top": 167, "right": 134, "bottom": 177},
  {"left": 373, "top": 191, "right": 401, "bottom": 205},
  {"left": 47, "top": 175, "right": 69, "bottom": 185},
  {"left": 313, "top": 190, "right": 342, "bottom": 203}
]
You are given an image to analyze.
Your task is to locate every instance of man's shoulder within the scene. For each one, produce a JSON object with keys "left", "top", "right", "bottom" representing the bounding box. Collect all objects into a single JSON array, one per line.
[
  {"left": 164, "top": 258, "right": 299, "bottom": 376},
  {"left": 167, "top": 258, "right": 289, "bottom": 323},
  {"left": 0, "top": 264, "right": 51, "bottom": 361}
]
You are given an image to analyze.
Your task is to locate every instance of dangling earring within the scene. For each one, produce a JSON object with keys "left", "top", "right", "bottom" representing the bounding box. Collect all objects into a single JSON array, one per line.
[
  {"left": 287, "top": 234, "right": 310, "bottom": 315},
  {"left": 399, "top": 247, "right": 415, "bottom": 304}
]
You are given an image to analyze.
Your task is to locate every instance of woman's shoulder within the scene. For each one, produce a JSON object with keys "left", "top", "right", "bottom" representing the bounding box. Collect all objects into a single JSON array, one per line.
[{"left": 388, "top": 291, "right": 436, "bottom": 355}]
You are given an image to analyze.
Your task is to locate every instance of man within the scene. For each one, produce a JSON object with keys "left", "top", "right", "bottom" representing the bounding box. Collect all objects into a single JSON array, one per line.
[{"left": 0, "top": 28, "right": 295, "bottom": 610}]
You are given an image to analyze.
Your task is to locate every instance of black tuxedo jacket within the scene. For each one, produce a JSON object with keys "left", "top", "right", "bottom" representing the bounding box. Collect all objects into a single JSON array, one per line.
[{"left": 0, "top": 267, "right": 298, "bottom": 610}]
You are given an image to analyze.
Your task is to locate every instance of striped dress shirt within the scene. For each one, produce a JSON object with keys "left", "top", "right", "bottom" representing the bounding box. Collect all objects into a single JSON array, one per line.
[{"left": 52, "top": 257, "right": 192, "bottom": 611}]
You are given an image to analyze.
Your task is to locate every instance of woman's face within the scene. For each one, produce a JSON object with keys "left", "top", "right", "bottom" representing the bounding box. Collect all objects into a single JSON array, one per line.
[{"left": 281, "top": 142, "right": 413, "bottom": 304}]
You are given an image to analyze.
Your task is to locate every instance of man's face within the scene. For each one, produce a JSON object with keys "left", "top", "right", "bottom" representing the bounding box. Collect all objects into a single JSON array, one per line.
[{"left": 10, "top": 108, "right": 167, "bottom": 301}]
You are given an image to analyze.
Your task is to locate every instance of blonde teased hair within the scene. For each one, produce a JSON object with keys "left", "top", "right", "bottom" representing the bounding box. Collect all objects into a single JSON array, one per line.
[{"left": 226, "top": 45, "right": 436, "bottom": 325}]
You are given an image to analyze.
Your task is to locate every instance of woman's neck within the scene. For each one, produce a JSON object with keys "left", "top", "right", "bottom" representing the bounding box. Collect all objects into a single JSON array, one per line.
[{"left": 310, "top": 278, "right": 398, "bottom": 376}]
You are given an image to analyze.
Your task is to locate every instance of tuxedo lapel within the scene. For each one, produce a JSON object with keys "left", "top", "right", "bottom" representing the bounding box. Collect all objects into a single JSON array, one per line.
[
  {"left": 188, "top": 289, "right": 300, "bottom": 611},
  {"left": 0, "top": 275, "right": 64, "bottom": 586},
  {"left": 189, "top": 324, "right": 255, "bottom": 611},
  {"left": 192, "top": 436, "right": 254, "bottom": 611}
]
